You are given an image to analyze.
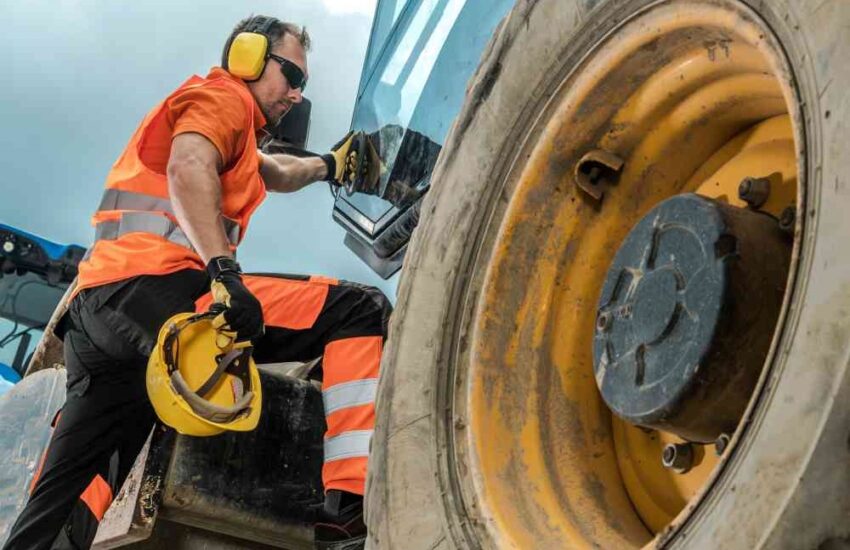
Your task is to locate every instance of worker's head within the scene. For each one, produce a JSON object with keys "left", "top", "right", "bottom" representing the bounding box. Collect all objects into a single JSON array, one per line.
[{"left": 223, "top": 15, "right": 311, "bottom": 126}]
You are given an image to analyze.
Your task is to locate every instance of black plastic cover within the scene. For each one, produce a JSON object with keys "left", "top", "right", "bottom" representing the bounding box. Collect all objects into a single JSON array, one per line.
[{"left": 593, "top": 194, "right": 729, "bottom": 426}]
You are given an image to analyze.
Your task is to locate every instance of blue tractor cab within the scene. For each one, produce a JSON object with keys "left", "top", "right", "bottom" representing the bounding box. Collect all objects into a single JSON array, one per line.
[{"left": 0, "top": 223, "right": 85, "bottom": 391}]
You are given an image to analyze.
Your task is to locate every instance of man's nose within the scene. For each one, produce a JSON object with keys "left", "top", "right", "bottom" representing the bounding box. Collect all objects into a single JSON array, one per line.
[{"left": 287, "top": 87, "right": 303, "bottom": 104}]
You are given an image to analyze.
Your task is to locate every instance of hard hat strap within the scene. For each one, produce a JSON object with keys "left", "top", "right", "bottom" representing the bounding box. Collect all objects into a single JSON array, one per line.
[
  {"left": 194, "top": 347, "right": 253, "bottom": 398},
  {"left": 170, "top": 371, "right": 255, "bottom": 424}
]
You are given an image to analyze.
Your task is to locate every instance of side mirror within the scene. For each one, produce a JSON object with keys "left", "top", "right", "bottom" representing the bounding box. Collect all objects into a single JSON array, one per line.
[{"left": 272, "top": 98, "right": 312, "bottom": 149}]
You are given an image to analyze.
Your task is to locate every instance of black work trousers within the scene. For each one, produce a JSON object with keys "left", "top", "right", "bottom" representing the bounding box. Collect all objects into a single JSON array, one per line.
[
  {"left": 2, "top": 270, "right": 208, "bottom": 550},
  {"left": 2, "top": 269, "right": 391, "bottom": 550}
]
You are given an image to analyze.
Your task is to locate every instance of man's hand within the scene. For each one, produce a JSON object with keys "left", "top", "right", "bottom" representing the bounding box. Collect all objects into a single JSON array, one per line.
[
  {"left": 206, "top": 257, "right": 264, "bottom": 344},
  {"left": 322, "top": 131, "right": 382, "bottom": 196}
]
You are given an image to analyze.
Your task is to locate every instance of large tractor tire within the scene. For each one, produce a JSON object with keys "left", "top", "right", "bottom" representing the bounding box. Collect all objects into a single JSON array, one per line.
[{"left": 366, "top": 0, "right": 850, "bottom": 548}]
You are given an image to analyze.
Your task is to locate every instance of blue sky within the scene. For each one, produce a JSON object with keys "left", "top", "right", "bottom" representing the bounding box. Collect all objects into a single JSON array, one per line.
[{"left": 0, "top": 0, "right": 399, "bottom": 297}]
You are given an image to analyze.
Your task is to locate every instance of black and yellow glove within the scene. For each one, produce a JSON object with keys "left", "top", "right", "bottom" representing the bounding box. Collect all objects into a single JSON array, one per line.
[
  {"left": 206, "top": 257, "right": 264, "bottom": 345},
  {"left": 321, "top": 131, "right": 382, "bottom": 196}
]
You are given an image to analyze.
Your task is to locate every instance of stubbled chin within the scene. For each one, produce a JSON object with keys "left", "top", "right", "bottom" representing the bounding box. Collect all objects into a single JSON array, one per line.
[
  {"left": 260, "top": 105, "right": 285, "bottom": 127},
  {"left": 260, "top": 105, "right": 274, "bottom": 124}
]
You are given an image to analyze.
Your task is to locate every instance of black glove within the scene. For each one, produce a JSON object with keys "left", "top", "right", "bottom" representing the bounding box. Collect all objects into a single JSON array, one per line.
[
  {"left": 321, "top": 131, "right": 382, "bottom": 196},
  {"left": 206, "top": 256, "right": 264, "bottom": 343}
]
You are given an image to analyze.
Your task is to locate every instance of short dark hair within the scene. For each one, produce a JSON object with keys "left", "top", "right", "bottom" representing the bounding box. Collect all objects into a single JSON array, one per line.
[{"left": 221, "top": 15, "right": 311, "bottom": 68}]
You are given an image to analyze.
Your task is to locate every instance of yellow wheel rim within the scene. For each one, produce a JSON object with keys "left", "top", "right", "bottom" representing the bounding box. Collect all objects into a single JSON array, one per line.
[{"left": 454, "top": 2, "right": 802, "bottom": 548}]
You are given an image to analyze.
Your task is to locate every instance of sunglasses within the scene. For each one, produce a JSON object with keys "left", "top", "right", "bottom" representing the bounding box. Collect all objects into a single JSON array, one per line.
[{"left": 267, "top": 53, "right": 307, "bottom": 91}]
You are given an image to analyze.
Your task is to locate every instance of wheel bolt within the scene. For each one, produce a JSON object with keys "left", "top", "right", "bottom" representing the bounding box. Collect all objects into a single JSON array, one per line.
[
  {"left": 738, "top": 176, "right": 771, "bottom": 208},
  {"left": 596, "top": 311, "right": 612, "bottom": 332},
  {"left": 661, "top": 442, "right": 694, "bottom": 474},
  {"left": 714, "top": 433, "right": 731, "bottom": 456},
  {"left": 778, "top": 206, "right": 796, "bottom": 234}
]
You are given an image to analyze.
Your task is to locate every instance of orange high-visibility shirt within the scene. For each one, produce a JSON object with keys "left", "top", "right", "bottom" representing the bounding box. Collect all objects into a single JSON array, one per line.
[{"left": 75, "top": 68, "right": 268, "bottom": 295}]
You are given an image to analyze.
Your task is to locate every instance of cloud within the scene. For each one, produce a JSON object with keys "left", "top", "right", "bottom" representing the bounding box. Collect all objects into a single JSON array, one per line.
[{"left": 321, "top": 0, "right": 377, "bottom": 16}]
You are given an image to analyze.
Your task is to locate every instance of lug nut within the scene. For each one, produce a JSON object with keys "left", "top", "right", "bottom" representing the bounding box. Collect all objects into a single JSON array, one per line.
[
  {"left": 738, "top": 176, "right": 771, "bottom": 208},
  {"left": 661, "top": 442, "right": 694, "bottom": 474},
  {"left": 596, "top": 311, "right": 612, "bottom": 332},
  {"left": 778, "top": 206, "right": 796, "bottom": 235},
  {"left": 714, "top": 433, "right": 731, "bottom": 456}
]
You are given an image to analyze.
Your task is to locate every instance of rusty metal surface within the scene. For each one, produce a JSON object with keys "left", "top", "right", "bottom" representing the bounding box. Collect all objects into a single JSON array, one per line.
[
  {"left": 120, "top": 518, "right": 284, "bottom": 550},
  {"left": 92, "top": 366, "right": 324, "bottom": 549},
  {"left": 24, "top": 280, "right": 75, "bottom": 376},
  {"left": 93, "top": 428, "right": 174, "bottom": 549},
  {"left": 92, "top": 437, "right": 153, "bottom": 549},
  {"left": 94, "top": 366, "right": 324, "bottom": 548},
  {"left": 158, "top": 366, "right": 324, "bottom": 548}
]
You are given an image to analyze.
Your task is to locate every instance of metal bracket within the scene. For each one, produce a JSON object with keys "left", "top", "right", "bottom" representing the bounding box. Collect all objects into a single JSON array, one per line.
[{"left": 574, "top": 149, "right": 625, "bottom": 202}]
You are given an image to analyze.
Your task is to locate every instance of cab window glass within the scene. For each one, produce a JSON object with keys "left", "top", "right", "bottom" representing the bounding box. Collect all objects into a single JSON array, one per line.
[
  {"left": 339, "top": 0, "right": 515, "bottom": 232},
  {"left": 361, "top": 0, "right": 412, "bottom": 77}
]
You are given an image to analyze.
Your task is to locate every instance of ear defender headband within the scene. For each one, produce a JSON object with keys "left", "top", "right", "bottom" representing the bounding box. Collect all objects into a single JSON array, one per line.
[{"left": 224, "top": 16, "right": 278, "bottom": 81}]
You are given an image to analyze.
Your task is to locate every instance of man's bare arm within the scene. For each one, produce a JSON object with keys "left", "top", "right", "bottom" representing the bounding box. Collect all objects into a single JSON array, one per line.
[
  {"left": 167, "top": 132, "right": 232, "bottom": 263},
  {"left": 259, "top": 152, "right": 328, "bottom": 193}
]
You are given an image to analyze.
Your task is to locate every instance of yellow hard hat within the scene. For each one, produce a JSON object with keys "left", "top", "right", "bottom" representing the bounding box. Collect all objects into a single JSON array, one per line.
[{"left": 146, "top": 311, "right": 262, "bottom": 436}]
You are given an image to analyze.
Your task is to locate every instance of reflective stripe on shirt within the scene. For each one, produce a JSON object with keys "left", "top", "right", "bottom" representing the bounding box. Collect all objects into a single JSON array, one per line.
[{"left": 88, "top": 189, "right": 241, "bottom": 255}]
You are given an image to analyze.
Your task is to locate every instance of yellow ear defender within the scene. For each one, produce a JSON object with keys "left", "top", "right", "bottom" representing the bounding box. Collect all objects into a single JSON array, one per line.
[{"left": 223, "top": 16, "right": 278, "bottom": 81}]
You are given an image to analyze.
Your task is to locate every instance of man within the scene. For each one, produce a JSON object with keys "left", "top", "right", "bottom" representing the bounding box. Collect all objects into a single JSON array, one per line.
[{"left": 3, "top": 15, "right": 387, "bottom": 550}]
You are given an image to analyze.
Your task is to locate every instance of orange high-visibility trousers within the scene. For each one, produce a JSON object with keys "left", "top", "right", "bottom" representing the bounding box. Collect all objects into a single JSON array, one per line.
[
  {"left": 196, "top": 273, "right": 392, "bottom": 495},
  {"left": 5, "top": 271, "right": 390, "bottom": 550}
]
